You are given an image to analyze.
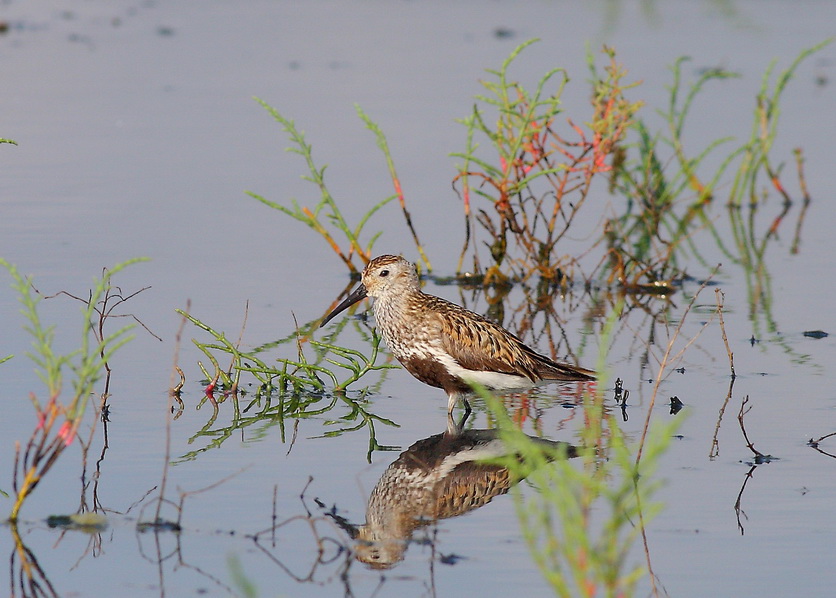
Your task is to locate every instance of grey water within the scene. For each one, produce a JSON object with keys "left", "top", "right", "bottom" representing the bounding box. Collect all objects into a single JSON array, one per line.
[{"left": 1, "top": 1, "right": 835, "bottom": 596}]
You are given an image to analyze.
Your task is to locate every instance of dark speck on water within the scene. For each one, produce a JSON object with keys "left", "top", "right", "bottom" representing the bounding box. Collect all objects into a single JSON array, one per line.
[
  {"left": 669, "top": 396, "right": 684, "bottom": 415},
  {"left": 440, "top": 553, "right": 466, "bottom": 565}
]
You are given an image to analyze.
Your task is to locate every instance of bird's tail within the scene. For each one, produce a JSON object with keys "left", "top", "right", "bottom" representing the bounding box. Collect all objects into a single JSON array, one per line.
[{"left": 537, "top": 360, "right": 596, "bottom": 382}]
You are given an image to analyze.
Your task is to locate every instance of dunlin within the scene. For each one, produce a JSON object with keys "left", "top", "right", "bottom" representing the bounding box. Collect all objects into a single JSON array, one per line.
[
  {"left": 335, "top": 425, "right": 578, "bottom": 568},
  {"left": 320, "top": 255, "right": 595, "bottom": 415}
]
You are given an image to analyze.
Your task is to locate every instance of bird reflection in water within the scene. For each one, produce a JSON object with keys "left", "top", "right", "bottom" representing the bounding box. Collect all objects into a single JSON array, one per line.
[{"left": 332, "top": 413, "right": 578, "bottom": 569}]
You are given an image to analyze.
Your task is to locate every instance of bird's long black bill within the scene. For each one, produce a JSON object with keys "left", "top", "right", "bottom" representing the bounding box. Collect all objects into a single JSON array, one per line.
[{"left": 319, "top": 284, "right": 368, "bottom": 328}]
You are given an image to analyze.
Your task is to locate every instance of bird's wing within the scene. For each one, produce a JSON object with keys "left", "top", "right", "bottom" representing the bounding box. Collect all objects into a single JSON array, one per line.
[
  {"left": 518, "top": 341, "right": 596, "bottom": 381},
  {"left": 426, "top": 296, "right": 595, "bottom": 382},
  {"left": 427, "top": 299, "right": 540, "bottom": 381}
]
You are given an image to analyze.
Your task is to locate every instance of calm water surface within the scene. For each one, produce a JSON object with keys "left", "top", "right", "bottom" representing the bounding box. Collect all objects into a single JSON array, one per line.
[{"left": 1, "top": 1, "right": 835, "bottom": 596}]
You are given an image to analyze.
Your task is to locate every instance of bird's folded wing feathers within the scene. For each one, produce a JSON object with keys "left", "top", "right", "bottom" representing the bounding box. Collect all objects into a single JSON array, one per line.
[
  {"left": 434, "top": 307, "right": 540, "bottom": 381},
  {"left": 426, "top": 296, "right": 595, "bottom": 382}
]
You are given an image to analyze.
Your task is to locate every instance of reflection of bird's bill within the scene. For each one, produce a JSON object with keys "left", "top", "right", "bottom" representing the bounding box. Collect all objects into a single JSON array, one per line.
[{"left": 320, "top": 283, "right": 368, "bottom": 327}]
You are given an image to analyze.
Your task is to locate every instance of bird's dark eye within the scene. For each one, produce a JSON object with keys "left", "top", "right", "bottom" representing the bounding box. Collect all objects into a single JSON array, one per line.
[{"left": 379, "top": 269, "right": 389, "bottom": 277}]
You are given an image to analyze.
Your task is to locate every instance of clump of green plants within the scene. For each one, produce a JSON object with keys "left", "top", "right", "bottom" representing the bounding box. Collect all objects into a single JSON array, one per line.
[
  {"left": 246, "top": 39, "right": 828, "bottom": 299},
  {"left": 453, "top": 41, "right": 641, "bottom": 285},
  {"left": 485, "top": 391, "right": 677, "bottom": 597},
  {"left": 1, "top": 258, "right": 146, "bottom": 521},
  {"left": 516, "top": 413, "right": 677, "bottom": 597},
  {"left": 604, "top": 39, "right": 829, "bottom": 290},
  {"left": 176, "top": 311, "right": 400, "bottom": 461},
  {"left": 451, "top": 39, "right": 827, "bottom": 293}
]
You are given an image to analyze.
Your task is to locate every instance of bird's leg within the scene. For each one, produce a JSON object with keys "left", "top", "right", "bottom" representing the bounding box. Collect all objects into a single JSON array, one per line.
[
  {"left": 447, "top": 392, "right": 459, "bottom": 416},
  {"left": 446, "top": 392, "right": 472, "bottom": 436},
  {"left": 461, "top": 396, "right": 472, "bottom": 421},
  {"left": 456, "top": 404, "right": 471, "bottom": 429},
  {"left": 446, "top": 392, "right": 472, "bottom": 434},
  {"left": 446, "top": 411, "right": 462, "bottom": 436},
  {"left": 447, "top": 392, "right": 472, "bottom": 417}
]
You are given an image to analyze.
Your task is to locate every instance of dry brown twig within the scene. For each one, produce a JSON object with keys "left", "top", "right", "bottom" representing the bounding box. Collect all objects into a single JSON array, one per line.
[
  {"left": 715, "top": 289, "right": 735, "bottom": 379},
  {"left": 156, "top": 299, "right": 191, "bottom": 524},
  {"left": 733, "top": 394, "right": 776, "bottom": 535},
  {"left": 808, "top": 432, "right": 836, "bottom": 459},
  {"left": 709, "top": 288, "right": 737, "bottom": 459},
  {"left": 249, "top": 477, "right": 354, "bottom": 585},
  {"left": 634, "top": 265, "right": 721, "bottom": 465},
  {"left": 737, "top": 395, "right": 769, "bottom": 461}
]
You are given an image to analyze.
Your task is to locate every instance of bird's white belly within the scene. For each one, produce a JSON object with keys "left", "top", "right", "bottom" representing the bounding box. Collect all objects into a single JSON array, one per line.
[{"left": 433, "top": 351, "right": 534, "bottom": 390}]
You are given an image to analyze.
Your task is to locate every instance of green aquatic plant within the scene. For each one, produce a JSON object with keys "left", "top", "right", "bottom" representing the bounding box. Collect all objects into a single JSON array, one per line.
[
  {"left": 450, "top": 38, "right": 828, "bottom": 297},
  {"left": 714, "top": 41, "right": 828, "bottom": 349},
  {"left": 176, "top": 310, "right": 399, "bottom": 461},
  {"left": 476, "top": 270, "right": 720, "bottom": 596},
  {"left": 604, "top": 40, "right": 830, "bottom": 290},
  {"left": 228, "top": 554, "right": 259, "bottom": 598},
  {"left": 355, "top": 104, "right": 432, "bottom": 272},
  {"left": 478, "top": 379, "right": 678, "bottom": 598},
  {"left": 247, "top": 99, "right": 431, "bottom": 275},
  {"left": 1, "top": 258, "right": 146, "bottom": 521},
  {"left": 453, "top": 40, "right": 641, "bottom": 284},
  {"left": 247, "top": 39, "right": 826, "bottom": 318}
]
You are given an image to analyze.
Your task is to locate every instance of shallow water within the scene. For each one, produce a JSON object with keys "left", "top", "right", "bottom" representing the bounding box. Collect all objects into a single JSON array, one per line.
[{"left": 2, "top": 1, "right": 836, "bottom": 596}]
